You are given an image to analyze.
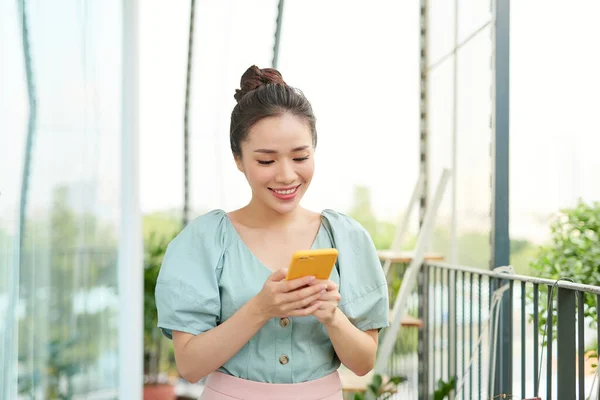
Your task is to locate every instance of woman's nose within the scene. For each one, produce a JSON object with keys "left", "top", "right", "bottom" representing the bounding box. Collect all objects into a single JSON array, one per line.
[{"left": 275, "top": 160, "right": 296, "bottom": 184}]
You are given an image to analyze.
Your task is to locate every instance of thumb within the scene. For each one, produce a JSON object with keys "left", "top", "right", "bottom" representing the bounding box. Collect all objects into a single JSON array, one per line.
[{"left": 270, "top": 268, "right": 288, "bottom": 282}]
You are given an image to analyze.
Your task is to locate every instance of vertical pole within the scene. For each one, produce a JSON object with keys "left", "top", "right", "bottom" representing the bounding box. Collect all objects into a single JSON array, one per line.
[
  {"left": 272, "top": 0, "right": 285, "bottom": 69},
  {"left": 3, "top": 1, "right": 38, "bottom": 397},
  {"left": 418, "top": 264, "right": 430, "bottom": 400},
  {"left": 578, "top": 292, "right": 585, "bottom": 400},
  {"left": 450, "top": 0, "right": 458, "bottom": 266},
  {"left": 491, "top": 0, "right": 511, "bottom": 396},
  {"left": 596, "top": 294, "right": 600, "bottom": 400},
  {"left": 418, "top": 0, "right": 429, "bottom": 228},
  {"left": 448, "top": 269, "right": 457, "bottom": 400},
  {"left": 533, "top": 285, "right": 539, "bottom": 396},
  {"left": 546, "top": 288, "right": 553, "bottom": 398},
  {"left": 520, "top": 282, "right": 526, "bottom": 399},
  {"left": 120, "top": 0, "right": 143, "bottom": 397},
  {"left": 557, "top": 288, "right": 576, "bottom": 399},
  {"left": 183, "top": 0, "right": 196, "bottom": 227}
]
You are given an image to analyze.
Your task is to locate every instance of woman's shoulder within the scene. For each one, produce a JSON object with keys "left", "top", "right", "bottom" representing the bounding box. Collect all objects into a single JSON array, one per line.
[
  {"left": 171, "top": 209, "right": 232, "bottom": 250},
  {"left": 188, "top": 208, "right": 227, "bottom": 225},
  {"left": 321, "top": 209, "right": 369, "bottom": 234},
  {"left": 158, "top": 210, "right": 230, "bottom": 283}
]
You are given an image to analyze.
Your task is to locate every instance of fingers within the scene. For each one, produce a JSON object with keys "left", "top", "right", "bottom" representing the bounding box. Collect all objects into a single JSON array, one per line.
[
  {"left": 283, "top": 286, "right": 341, "bottom": 315},
  {"left": 279, "top": 275, "right": 317, "bottom": 292},
  {"left": 269, "top": 268, "right": 289, "bottom": 282},
  {"left": 281, "top": 282, "right": 328, "bottom": 304},
  {"left": 317, "top": 290, "right": 341, "bottom": 302},
  {"left": 287, "top": 291, "right": 340, "bottom": 313},
  {"left": 288, "top": 301, "right": 323, "bottom": 317},
  {"left": 263, "top": 274, "right": 340, "bottom": 319},
  {"left": 310, "top": 279, "right": 338, "bottom": 291},
  {"left": 285, "top": 290, "right": 325, "bottom": 311}
]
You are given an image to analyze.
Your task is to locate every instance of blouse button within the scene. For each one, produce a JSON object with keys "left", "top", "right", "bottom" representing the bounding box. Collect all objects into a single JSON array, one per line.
[
  {"left": 279, "top": 355, "right": 289, "bottom": 365},
  {"left": 279, "top": 317, "right": 290, "bottom": 327}
]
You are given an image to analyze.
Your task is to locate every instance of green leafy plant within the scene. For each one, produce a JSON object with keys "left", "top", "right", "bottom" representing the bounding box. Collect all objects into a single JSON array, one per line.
[
  {"left": 351, "top": 374, "right": 456, "bottom": 400},
  {"left": 352, "top": 373, "right": 407, "bottom": 400},
  {"left": 529, "top": 200, "right": 600, "bottom": 368},
  {"left": 144, "top": 228, "right": 179, "bottom": 383},
  {"left": 432, "top": 376, "right": 457, "bottom": 400}
]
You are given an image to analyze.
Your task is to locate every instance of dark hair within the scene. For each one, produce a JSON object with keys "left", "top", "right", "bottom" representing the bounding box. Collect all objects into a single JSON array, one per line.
[{"left": 230, "top": 65, "right": 317, "bottom": 157}]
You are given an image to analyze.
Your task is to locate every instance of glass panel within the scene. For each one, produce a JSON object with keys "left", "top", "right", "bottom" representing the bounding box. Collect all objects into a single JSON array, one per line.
[
  {"left": 428, "top": 59, "right": 453, "bottom": 260},
  {"left": 180, "top": 0, "right": 421, "bottom": 244},
  {"left": 188, "top": 0, "right": 279, "bottom": 216},
  {"left": 5, "top": 1, "right": 123, "bottom": 397},
  {"left": 457, "top": 0, "right": 491, "bottom": 43},
  {"left": 455, "top": 26, "right": 492, "bottom": 268},
  {"left": 278, "top": 0, "right": 420, "bottom": 224},
  {"left": 428, "top": 3, "right": 492, "bottom": 268},
  {"left": 139, "top": 1, "right": 190, "bottom": 216},
  {"left": 429, "top": 0, "right": 456, "bottom": 66},
  {"left": 0, "top": 0, "right": 28, "bottom": 396},
  {"left": 510, "top": 1, "right": 600, "bottom": 273}
]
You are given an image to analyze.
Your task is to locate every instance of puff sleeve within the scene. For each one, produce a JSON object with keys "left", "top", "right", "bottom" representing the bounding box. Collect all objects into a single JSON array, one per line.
[
  {"left": 322, "top": 210, "right": 389, "bottom": 332},
  {"left": 155, "top": 210, "right": 228, "bottom": 339}
]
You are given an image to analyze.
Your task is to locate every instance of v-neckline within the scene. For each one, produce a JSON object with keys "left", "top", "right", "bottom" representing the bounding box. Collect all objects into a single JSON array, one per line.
[{"left": 222, "top": 210, "right": 324, "bottom": 274}]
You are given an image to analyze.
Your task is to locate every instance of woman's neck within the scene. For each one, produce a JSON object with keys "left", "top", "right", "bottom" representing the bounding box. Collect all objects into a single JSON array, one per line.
[{"left": 238, "top": 199, "right": 306, "bottom": 230}]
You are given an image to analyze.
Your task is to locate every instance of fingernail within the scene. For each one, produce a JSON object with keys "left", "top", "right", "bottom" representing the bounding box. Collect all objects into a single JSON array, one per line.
[{"left": 309, "top": 276, "right": 316, "bottom": 281}]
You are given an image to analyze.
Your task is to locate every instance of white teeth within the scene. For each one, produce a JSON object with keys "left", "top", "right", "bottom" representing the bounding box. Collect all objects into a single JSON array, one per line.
[{"left": 273, "top": 187, "right": 298, "bottom": 195}]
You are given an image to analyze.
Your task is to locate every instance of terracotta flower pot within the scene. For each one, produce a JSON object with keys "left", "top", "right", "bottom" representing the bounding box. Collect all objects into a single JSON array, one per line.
[{"left": 143, "top": 383, "right": 176, "bottom": 400}]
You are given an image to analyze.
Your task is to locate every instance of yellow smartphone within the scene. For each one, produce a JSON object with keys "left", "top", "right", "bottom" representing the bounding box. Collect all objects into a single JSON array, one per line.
[{"left": 285, "top": 248, "right": 338, "bottom": 281}]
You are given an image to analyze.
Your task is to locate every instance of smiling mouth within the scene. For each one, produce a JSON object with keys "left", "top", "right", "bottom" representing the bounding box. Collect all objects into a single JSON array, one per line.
[{"left": 268, "top": 185, "right": 301, "bottom": 195}]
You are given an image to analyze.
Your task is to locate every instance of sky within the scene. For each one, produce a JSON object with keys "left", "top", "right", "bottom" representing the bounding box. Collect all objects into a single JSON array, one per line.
[{"left": 1, "top": 0, "right": 600, "bottom": 245}]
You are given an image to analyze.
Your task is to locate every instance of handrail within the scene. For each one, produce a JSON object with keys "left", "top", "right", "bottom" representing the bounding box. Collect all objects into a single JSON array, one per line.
[{"left": 426, "top": 261, "right": 600, "bottom": 295}]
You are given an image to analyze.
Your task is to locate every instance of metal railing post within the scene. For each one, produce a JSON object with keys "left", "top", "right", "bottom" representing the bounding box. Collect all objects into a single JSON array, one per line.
[
  {"left": 557, "top": 288, "right": 576, "bottom": 399},
  {"left": 418, "top": 263, "right": 430, "bottom": 400}
]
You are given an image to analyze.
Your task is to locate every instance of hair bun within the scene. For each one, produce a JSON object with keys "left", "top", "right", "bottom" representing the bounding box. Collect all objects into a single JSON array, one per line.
[{"left": 234, "top": 65, "right": 287, "bottom": 103}]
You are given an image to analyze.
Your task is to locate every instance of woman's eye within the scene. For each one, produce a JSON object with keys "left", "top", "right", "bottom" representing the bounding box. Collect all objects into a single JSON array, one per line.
[
  {"left": 294, "top": 157, "right": 309, "bottom": 162},
  {"left": 257, "top": 160, "right": 274, "bottom": 165}
]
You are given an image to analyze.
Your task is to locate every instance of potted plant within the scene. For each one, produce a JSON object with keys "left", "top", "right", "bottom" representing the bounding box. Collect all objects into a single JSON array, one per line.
[
  {"left": 529, "top": 200, "right": 600, "bottom": 379},
  {"left": 144, "top": 230, "right": 178, "bottom": 399},
  {"left": 353, "top": 373, "right": 455, "bottom": 400}
]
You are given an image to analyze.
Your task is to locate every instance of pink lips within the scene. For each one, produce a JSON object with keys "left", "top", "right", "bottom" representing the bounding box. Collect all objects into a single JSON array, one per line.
[{"left": 269, "top": 185, "right": 301, "bottom": 201}]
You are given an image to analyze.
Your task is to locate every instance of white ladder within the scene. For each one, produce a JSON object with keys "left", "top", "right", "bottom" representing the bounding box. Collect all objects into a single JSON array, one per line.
[{"left": 374, "top": 168, "right": 452, "bottom": 374}]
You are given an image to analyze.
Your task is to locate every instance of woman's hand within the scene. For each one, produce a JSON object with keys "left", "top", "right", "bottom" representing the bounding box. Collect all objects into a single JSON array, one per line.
[
  {"left": 310, "top": 280, "right": 342, "bottom": 326},
  {"left": 250, "top": 269, "right": 329, "bottom": 321}
]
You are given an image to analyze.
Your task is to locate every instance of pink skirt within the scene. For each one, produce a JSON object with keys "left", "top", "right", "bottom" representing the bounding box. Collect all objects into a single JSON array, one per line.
[{"left": 200, "top": 371, "right": 343, "bottom": 400}]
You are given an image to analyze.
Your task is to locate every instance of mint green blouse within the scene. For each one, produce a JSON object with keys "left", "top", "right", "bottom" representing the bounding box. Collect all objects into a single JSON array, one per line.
[{"left": 155, "top": 209, "right": 389, "bottom": 384}]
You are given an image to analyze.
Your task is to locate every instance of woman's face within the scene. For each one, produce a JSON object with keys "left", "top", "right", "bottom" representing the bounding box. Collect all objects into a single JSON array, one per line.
[{"left": 236, "top": 113, "right": 315, "bottom": 215}]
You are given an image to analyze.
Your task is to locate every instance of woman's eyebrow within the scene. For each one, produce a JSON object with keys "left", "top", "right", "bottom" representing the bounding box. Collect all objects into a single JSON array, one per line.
[
  {"left": 253, "top": 145, "right": 309, "bottom": 154},
  {"left": 291, "top": 145, "right": 310, "bottom": 152}
]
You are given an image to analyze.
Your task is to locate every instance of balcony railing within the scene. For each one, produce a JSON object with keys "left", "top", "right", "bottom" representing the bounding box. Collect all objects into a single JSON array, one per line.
[{"left": 415, "top": 261, "right": 600, "bottom": 400}]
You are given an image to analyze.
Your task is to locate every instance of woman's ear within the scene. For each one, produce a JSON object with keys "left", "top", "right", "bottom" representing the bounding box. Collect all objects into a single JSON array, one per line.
[{"left": 234, "top": 155, "right": 244, "bottom": 173}]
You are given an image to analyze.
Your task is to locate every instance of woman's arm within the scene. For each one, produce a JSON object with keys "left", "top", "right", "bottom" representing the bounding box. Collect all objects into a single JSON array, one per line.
[
  {"left": 172, "top": 298, "right": 267, "bottom": 383},
  {"left": 310, "top": 281, "right": 379, "bottom": 376},
  {"left": 172, "top": 269, "right": 327, "bottom": 383},
  {"left": 324, "top": 309, "right": 378, "bottom": 376}
]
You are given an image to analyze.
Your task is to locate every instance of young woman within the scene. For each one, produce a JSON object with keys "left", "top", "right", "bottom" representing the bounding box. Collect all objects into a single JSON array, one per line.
[{"left": 156, "top": 65, "right": 389, "bottom": 399}]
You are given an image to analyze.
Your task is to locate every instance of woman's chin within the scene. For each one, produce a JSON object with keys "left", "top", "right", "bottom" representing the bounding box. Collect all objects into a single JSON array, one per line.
[
  {"left": 270, "top": 201, "right": 301, "bottom": 215},
  {"left": 265, "top": 196, "right": 303, "bottom": 215}
]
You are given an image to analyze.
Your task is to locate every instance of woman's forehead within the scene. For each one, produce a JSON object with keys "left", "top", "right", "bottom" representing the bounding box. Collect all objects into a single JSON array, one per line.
[{"left": 245, "top": 114, "right": 312, "bottom": 150}]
